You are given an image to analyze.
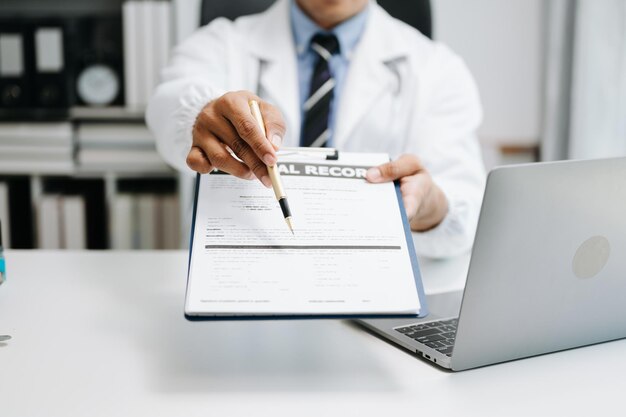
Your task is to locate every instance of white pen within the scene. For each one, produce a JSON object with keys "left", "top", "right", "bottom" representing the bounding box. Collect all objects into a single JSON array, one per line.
[{"left": 249, "top": 100, "right": 294, "bottom": 234}]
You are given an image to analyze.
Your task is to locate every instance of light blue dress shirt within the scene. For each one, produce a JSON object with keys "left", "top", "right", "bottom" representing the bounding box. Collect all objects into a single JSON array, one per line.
[{"left": 290, "top": 1, "right": 369, "bottom": 147}]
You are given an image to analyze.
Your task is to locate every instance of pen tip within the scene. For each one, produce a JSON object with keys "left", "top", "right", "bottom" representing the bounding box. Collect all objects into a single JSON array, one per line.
[{"left": 286, "top": 217, "right": 294, "bottom": 235}]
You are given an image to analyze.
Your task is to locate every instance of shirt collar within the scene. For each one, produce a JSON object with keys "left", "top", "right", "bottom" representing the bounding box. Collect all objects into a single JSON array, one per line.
[{"left": 290, "top": 0, "right": 369, "bottom": 60}]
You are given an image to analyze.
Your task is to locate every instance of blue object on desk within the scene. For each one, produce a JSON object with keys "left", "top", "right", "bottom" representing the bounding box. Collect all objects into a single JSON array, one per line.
[
  {"left": 0, "top": 257, "right": 5, "bottom": 284},
  {"left": 0, "top": 220, "right": 5, "bottom": 284}
]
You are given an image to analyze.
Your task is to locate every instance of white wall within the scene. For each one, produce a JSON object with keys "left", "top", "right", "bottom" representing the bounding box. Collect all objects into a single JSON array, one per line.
[
  {"left": 569, "top": 0, "right": 626, "bottom": 159},
  {"left": 432, "top": 0, "right": 545, "bottom": 146}
]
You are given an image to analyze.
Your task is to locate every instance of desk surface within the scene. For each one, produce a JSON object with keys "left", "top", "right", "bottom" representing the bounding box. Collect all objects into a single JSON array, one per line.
[{"left": 0, "top": 250, "right": 623, "bottom": 417}]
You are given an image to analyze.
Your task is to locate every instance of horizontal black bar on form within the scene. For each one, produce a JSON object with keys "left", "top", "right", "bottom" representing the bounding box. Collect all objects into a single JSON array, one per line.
[{"left": 204, "top": 245, "right": 401, "bottom": 250}]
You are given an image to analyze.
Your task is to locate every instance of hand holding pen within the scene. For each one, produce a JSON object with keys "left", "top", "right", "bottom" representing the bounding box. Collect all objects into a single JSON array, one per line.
[
  {"left": 185, "top": 91, "right": 294, "bottom": 233},
  {"left": 186, "top": 91, "right": 286, "bottom": 188}
]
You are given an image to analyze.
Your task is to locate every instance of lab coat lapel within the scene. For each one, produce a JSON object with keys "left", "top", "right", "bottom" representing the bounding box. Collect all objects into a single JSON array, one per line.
[
  {"left": 334, "top": 5, "right": 409, "bottom": 150},
  {"left": 247, "top": 0, "right": 300, "bottom": 145}
]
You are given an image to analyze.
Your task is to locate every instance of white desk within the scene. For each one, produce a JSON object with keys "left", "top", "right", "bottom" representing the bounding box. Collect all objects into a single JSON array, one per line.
[{"left": 0, "top": 250, "right": 624, "bottom": 416}]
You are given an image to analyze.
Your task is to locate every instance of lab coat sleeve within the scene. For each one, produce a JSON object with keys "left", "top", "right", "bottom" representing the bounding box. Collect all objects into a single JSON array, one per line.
[
  {"left": 408, "top": 45, "right": 486, "bottom": 259},
  {"left": 145, "top": 19, "right": 234, "bottom": 173}
]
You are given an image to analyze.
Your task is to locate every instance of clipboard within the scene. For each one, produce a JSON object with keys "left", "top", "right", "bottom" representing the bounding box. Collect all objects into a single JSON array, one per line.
[{"left": 184, "top": 149, "right": 429, "bottom": 320}]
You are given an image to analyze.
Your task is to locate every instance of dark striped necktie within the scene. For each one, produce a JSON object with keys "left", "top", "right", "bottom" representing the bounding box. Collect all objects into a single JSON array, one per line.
[{"left": 301, "top": 33, "right": 340, "bottom": 148}]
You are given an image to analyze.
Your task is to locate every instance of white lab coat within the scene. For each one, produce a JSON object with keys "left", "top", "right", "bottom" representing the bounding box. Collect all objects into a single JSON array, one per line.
[{"left": 146, "top": 0, "right": 486, "bottom": 258}]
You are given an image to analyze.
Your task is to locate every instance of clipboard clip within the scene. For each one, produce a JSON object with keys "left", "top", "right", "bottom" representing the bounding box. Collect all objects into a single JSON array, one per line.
[{"left": 277, "top": 147, "right": 339, "bottom": 161}]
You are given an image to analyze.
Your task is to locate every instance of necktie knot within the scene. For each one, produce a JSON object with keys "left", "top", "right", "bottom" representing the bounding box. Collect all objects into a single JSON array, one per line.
[{"left": 311, "top": 33, "right": 340, "bottom": 60}]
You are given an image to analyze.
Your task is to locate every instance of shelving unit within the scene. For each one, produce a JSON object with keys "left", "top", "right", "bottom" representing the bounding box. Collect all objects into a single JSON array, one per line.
[
  {"left": 0, "top": 0, "right": 183, "bottom": 250},
  {"left": 0, "top": 115, "right": 180, "bottom": 250},
  {"left": 0, "top": 83, "right": 181, "bottom": 249}
]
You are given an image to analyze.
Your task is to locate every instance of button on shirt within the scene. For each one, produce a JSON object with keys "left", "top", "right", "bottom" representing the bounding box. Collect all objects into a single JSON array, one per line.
[{"left": 290, "top": 1, "right": 369, "bottom": 147}]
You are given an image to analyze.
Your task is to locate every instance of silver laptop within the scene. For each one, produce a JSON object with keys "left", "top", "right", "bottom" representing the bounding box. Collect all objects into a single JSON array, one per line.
[{"left": 358, "top": 157, "right": 626, "bottom": 371}]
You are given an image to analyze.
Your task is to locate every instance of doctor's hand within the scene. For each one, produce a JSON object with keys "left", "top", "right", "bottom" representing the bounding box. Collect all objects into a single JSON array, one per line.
[
  {"left": 366, "top": 154, "right": 449, "bottom": 232},
  {"left": 187, "top": 91, "right": 286, "bottom": 187}
]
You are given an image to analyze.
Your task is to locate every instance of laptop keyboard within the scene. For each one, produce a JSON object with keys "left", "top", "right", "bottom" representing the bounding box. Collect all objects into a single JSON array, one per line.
[{"left": 395, "top": 318, "right": 458, "bottom": 357}]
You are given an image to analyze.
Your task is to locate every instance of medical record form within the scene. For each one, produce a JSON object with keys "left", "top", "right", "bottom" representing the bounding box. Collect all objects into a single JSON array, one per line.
[{"left": 185, "top": 152, "right": 427, "bottom": 319}]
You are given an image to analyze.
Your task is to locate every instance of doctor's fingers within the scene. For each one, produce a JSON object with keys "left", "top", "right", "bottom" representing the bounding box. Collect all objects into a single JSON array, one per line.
[
  {"left": 366, "top": 154, "right": 425, "bottom": 183},
  {"left": 216, "top": 92, "right": 279, "bottom": 166},
  {"left": 399, "top": 174, "right": 430, "bottom": 220},
  {"left": 202, "top": 117, "right": 272, "bottom": 186},
  {"left": 186, "top": 146, "right": 213, "bottom": 174},
  {"left": 190, "top": 135, "right": 254, "bottom": 180}
]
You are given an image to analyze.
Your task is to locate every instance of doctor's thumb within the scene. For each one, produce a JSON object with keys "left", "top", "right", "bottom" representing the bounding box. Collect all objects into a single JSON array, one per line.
[
  {"left": 367, "top": 155, "right": 423, "bottom": 183},
  {"left": 366, "top": 167, "right": 384, "bottom": 183},
  {"left": 367, "top": 162, "right": 400, "bottom": 183}
]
